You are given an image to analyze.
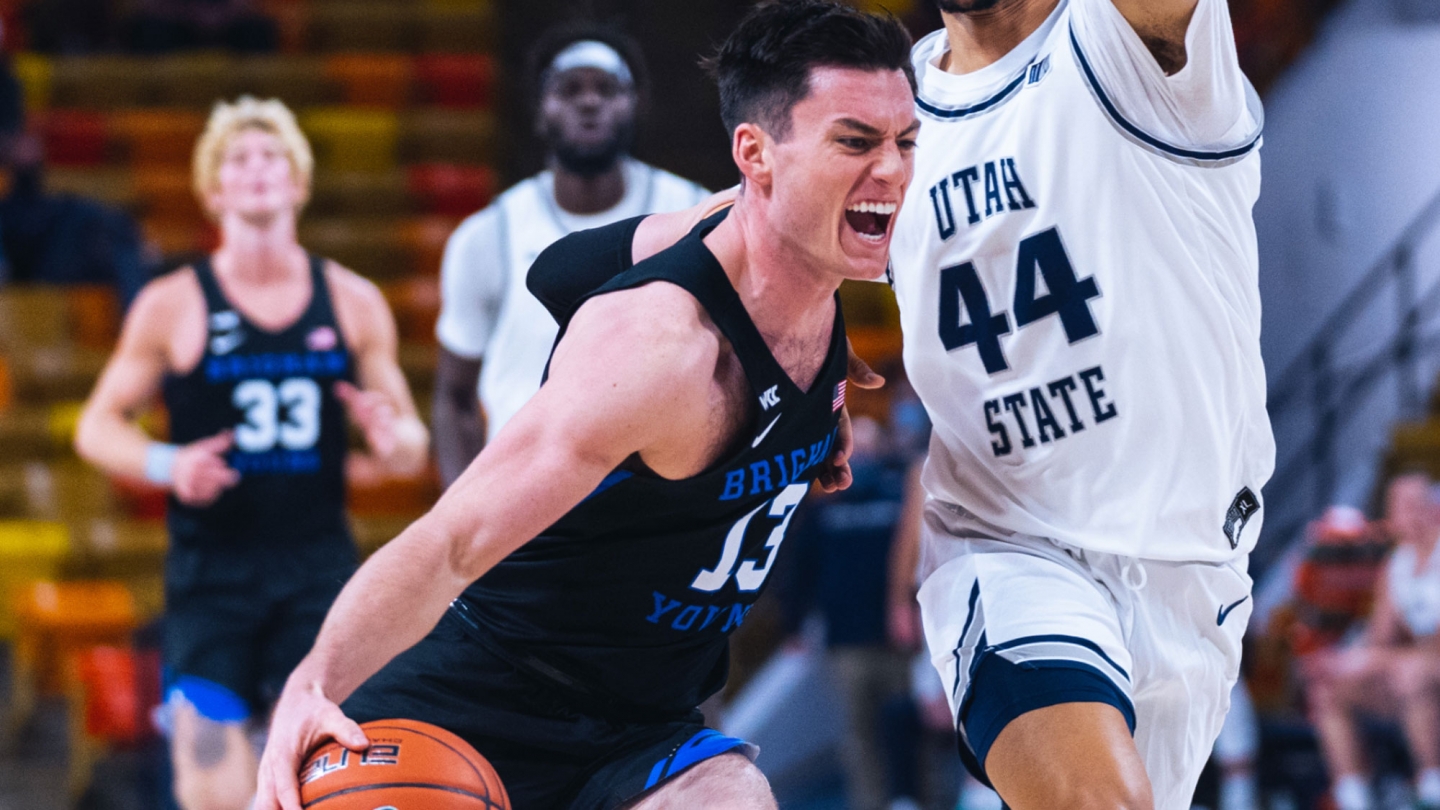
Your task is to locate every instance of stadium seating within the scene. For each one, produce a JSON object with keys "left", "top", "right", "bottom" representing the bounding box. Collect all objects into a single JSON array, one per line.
[{"left": 302, "top": 106, "right": 400, "bottom": 172}]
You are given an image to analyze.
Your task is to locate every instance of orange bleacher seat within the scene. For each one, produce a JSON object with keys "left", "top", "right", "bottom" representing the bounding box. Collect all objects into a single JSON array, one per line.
[
  {"left": 142, "top": 216, "right": 219, "bottom": 258},
  {"left": 401, "top": 110, "right": 495, "bottom": 165},
  {"left": 384, "top": 276, "right": 440, "bottom": 345},
  {"left": 64, "top": 286, "right": 121, "bottom": 351},
  {"left": 302, "top": 107, "right": 400, "bottom": 173},
  {"left": 348, "top": 467, "right": 440, "bottom": 517},
  {"left": 307, "top": 2, "right": 416, "bottom": 52},
  {"left": 39, "top": 110, "right": 109, "bottom": 168},
  {"left": 0, "top": 357, "right": 12, "bottom": 414},
  {"left": 112, "top": 109, "right": 207, "bottom": 168},
  {"left": 407, "top": 163, "right": 495, "bottom": 217},
  {"left": 413, "top": 54, "right": 494, "bottom": 109},
  {"left": 232, "top": 56, "right": 336, "bottom": 107},
  {"left": 325, "top": 54, "right": 412, "bottom": 108},
  {"left": 133, "top": 167, "right": 201, "bottom": 222},
  {"left": 417, "top": 5, "right": 494, "bottom": 52},
  {"left": 0, "top": 522, "right": 70, "bottom": 639},
  {"left": 399, "top": 215, "right": 460, "bottom": 276}
]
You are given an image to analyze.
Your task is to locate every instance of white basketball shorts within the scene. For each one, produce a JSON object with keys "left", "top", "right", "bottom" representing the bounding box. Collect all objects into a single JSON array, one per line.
[{"left": 916, "top": 499, "right": 1251, "bottom": 810}]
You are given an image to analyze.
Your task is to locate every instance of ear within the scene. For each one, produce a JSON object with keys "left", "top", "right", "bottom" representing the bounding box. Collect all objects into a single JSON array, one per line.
[{"left": 731, "top": 122, "right": 772, "bottom": 192}]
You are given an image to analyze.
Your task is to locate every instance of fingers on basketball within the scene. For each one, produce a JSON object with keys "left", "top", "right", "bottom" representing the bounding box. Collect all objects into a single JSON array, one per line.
[{"left": 298, "top": 719, "right": 510, "bottom": 810}]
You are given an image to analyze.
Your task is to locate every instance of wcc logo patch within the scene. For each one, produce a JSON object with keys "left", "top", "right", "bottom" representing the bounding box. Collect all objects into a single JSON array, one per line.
[{"left": 1222, "top": 488, "right": 1260, "bottom": 549}]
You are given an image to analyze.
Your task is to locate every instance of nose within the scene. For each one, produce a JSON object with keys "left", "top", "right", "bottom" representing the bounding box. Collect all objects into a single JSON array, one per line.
[{"left": 872, "top": 140, "right": 908, "bottom": 188}]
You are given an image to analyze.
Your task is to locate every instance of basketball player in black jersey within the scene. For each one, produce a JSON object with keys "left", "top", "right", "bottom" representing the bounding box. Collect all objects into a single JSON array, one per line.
[
  {"left": 257, "top": 4, "right": 917, "bottom": 808},
  {"left": 75, "top": 97, "right": 428, "bottom": 810}
]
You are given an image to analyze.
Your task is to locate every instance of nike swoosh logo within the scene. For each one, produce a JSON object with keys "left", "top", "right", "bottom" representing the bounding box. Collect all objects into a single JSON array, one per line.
[
  {"left": 752, "top": 414, "right": 782, "bottom": 448},
  {"left": 210, "top": 331, "right": 245, "bottom": 356},
  {"left": 1217, "top": 596, "right": 1249, "bottom": 626}
]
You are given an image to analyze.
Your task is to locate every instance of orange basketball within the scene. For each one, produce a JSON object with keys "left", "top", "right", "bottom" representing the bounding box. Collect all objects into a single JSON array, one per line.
[{"left": 299, "top": 718, "right": 509, "bottom": 810}]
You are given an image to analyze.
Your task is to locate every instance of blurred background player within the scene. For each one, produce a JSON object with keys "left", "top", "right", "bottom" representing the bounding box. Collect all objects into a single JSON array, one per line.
[
  {"left": 431, "top": 22, "right": 709, "bottom": 485},
  {"left": 72, "top": 96, "right": 427, "bottom": 810},
  {"left": 1305, "top": 474, "right": 1440, "bottom": 810}
]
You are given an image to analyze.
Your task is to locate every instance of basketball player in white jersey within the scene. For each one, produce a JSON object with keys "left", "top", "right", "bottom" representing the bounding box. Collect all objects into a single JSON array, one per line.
[
  {"left": 1307, "top": 474, "right": 1440, "bottom": 810},
  {"left": 613, "top": 0, "right": 1267, "bottom": 805},
  {"left": 432, "top": 23, "right": 709, "bottom": 484},
  {"left": 888, "top": 0, "right": 1270, "bottom": 806}
]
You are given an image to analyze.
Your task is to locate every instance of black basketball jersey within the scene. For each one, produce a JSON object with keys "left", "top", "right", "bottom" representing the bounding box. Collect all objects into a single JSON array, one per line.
[
  {"left": 456, "top": 214, "right": 849, "bottom": 719},
  {"left": 162, "top": 255, "right": 354, "bottom": 546}
]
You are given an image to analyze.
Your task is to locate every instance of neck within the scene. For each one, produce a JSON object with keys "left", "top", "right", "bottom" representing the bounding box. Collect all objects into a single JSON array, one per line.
[
  {"left": 551, "top": 159, "right": 628, "bottom": 215},
  {"left": 703, "top": 189, "right": 838, "bottom": 342},
  {"left": 213, "top": 210, "right": 306, "bottom": 283},
  {"left": 940, "top": 0, "right": 1059, "bottom": 74}
]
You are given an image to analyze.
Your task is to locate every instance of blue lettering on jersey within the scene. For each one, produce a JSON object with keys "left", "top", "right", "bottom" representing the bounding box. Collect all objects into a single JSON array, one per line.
[
  {"left": 930, "top": 158, "right": 1037, "bottom": 240},
  {"left": 718, "top": 427, "right": 838, "bottom": 501},
  {"left": 228, "top": 449, "right": 322, "bottom": 475},
  {"left": 205, "top": 350, "right": 348, "bottom": 383},
  {"left": 983, "top": 365, "right": 1118, "bottom": 458},
  {"left": 645, "top": 590, "right": 751, "bottom": 634}
]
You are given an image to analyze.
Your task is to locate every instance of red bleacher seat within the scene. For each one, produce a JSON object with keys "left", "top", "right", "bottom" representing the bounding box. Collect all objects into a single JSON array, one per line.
[
  {"left": 39, "top": 110, "right": 108, "bottom": 168},
  {"left": 406, "top": 163, "right": 495, "bottom": 217},
  {"left": 112, "top": 110, "right": 206, "bottom": 168},
  {"left": 413, "top": 54, "right": 494, "bottom": 109}
]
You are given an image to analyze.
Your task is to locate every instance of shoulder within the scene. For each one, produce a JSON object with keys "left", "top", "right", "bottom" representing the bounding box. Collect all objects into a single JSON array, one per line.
[
  {"left": 445, "top": 203, "right": 506, "bottom": 253},
  {"left": 561, "top": 282, "right": 720, "bottom": 385},
  {"left": 129, "top": 266, "right": 200, "bottom": 325},
  {"left": 323, "top": 261, "right": 394, "bottom": 343}
]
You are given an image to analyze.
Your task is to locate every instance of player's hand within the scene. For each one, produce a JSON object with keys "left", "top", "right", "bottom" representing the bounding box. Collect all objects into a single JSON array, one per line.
[
  {"left": 846, "top": 341, "right": 885, "bottom": 391},
  {"left": 171, "top": 430, "right": 239, "bottom": 507},
  {"left": 336, "top": 381, "right": 400, "bottom": 458},
  {"left": 816, "top": 406, "right": 856, "bottom": 493},
  {"left": 256, "top": 680, "right": 370, "bottom": 810}
]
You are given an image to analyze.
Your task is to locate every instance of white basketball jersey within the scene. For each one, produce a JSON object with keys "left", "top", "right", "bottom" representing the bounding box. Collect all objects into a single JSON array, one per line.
[
  {"left": 450, "top": 160, "right": 708, "bottom": 441},
  {"left": 1387, "top": 544, "right": 1440, "bottom": 638},
  {"left": 890, "top": 0, "right": 1274, "bottom": 562}
]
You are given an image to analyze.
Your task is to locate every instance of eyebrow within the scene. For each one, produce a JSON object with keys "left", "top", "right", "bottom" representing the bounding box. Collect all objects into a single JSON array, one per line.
[{"left": 835, "top": 118, "right": 922, "bottom": 138}]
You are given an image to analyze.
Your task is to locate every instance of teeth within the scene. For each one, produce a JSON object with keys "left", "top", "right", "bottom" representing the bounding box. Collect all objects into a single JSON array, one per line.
[{"left": 846, "top": 201, "right": 897, "bottom": 215}]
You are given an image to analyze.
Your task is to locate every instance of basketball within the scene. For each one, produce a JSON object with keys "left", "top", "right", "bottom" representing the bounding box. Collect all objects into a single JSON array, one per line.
[{"left": 298, "top": 719, "right": 509, "bottom": 810}]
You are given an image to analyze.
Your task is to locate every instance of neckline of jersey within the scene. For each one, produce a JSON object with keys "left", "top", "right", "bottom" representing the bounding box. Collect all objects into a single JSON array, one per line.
[
  {"left": 916, "top": 0, "right": 1065, "bottom": 104},
  {"left": 202, "top": 253, "right": 324, "bottom": 340}
]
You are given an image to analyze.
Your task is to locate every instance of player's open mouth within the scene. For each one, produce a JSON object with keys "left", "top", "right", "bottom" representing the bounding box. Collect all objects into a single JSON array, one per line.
[{"left": 845, "top": 202, "right": 897, "bottom": 243}]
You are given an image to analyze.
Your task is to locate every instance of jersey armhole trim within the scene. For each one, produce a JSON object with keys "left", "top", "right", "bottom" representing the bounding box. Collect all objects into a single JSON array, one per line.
[{"left": 1068, "top": 23, "right": 1262, "bottom": 167}]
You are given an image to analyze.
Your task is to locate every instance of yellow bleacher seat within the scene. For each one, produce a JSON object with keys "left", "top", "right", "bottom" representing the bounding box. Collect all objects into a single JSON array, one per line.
[
  {"left": 49, "top": 57, "right": 150, "bottom": 109},
  {"left": 0, "top": 521, "right": 70, "bottom": 639},
  {"left": 400, "top": 110, "right": 495, "bottom": 164},
  {"left": 307, "top": 2, "right": 417, "bottom": 52},
  {"left": 325, "top": 53, "right": 413, "bottom": 108},
  {"left": 6, "top": 346, "right": 107, "bottom": 404},
  {"left": 308, "top": 170, "right": 414, "bottom": 217},
  {"left": 302, "top": 107, "right": 400, "bottom": 173},
  {"left": 12, "top": 53, "right": 52, "bottom": 114},
  {"left": 0, "top": 285, "right": 71, "bottom": 348},
  {"left": 417, "top": 5, "right": 495, "bottom": 52},
  {"left": 45, "top": 168, "right": 136, "bottom": 212},
  {"left": 399, "top": 342, "right": 436, "bottom": 394},
  {"left": 231, "top": 56, "right": 336, "bottom": 107},
  {"left": 112, "top": 109, "right": 207, "bottom": 167},
  {"left": 299, "top": 217, "right": 409, "bottom": 280}
]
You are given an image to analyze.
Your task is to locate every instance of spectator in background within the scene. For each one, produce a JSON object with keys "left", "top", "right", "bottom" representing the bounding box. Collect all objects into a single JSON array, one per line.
[
  {"left": 778, "top": 413, "right": 916, "bottom": 810},
  {"left": 431, "top": 21, "right": 709, "bottom": 485},
  {"left": 125, "top": 0, "right": 276, "bottom": 54},
  {"left": 1306, "top": 474, "right": 1440, "bottom": 810},
  {"left": 0, "top": 130, "right": 153, "bottom": 305}
]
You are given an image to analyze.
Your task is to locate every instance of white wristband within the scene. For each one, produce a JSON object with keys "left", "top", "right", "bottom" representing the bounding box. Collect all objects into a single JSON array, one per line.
[{"left": 144, "top": 442, "right": 180, "bottom": 485}]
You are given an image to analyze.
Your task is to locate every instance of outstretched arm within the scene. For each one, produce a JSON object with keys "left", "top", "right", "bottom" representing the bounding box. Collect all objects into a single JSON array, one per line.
[{"left": 255, "top": 289, "right": 717, "bottom": 810}]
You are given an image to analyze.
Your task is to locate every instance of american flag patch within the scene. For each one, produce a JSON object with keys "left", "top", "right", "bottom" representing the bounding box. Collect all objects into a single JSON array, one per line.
[{"left": 832, "top": 379, "right": 846, "bottom": 411}]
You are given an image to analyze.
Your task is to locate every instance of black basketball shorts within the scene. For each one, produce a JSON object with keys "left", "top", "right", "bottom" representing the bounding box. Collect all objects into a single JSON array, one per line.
[{"left": 343, "top": 611, "right": 756, "bottom": 810}]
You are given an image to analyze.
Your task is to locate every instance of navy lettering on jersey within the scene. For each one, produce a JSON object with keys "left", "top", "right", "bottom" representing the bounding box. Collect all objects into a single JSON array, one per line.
[
  {"left": 928, "top": 158, "right": 1038, "bottom": 242},
  {"left": 981, "top": 365, "right": 1119, "bottom": 458}
]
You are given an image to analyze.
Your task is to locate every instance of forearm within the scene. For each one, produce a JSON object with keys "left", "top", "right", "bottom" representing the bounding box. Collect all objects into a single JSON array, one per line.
[
  {"left": 432, "top": 394, "right": 484, "bottom": 486},
  {"left": 74, "top": 407, "right": 159, "bottom": 481},
  {"left": 288, "top": 516, "right": 473, "bottom": 704}
]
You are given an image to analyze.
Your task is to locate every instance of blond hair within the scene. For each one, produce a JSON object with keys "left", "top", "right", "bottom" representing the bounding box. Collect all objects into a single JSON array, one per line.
[{"left": 192, "top": 96, "right": 314, "bottom": 217}]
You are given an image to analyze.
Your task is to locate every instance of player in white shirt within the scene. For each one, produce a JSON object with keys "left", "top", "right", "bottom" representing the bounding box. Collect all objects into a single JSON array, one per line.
[
  {"left": 433, "top": 24, "right": 709, "bottom": 483},
  {"left": 886, "top": 0, "right": 1273, "bottom": 807}
]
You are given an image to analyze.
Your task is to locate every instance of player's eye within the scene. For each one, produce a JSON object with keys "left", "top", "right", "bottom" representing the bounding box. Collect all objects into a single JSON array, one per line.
[
  {"left": 838, "top": 137, "right": 871, "bottom": 151},
  {"left": 898, "top": 138, "right": 918, "bottom": 151}
]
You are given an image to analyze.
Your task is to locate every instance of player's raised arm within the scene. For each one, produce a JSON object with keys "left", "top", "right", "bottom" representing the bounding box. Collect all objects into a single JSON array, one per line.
[
  {"left": 256, "top": 282, "right": 717, "bottom": 810},
  {"left": 1105, "top": 0, "right": 1201, "bottom": 70},
  {"left": 75, "top": 274, "right": 241, "bottom": 506},
  {"left": 327, "top": 264, "right": 429, "bottom": 478}
]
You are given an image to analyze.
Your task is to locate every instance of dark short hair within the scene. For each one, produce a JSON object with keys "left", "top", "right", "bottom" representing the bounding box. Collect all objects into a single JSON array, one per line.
[
  {"left": 525, "top": 21, "right": 649, "bottom": 109},
  {"left": 702, "top": 0, "right": 916, "bottom": 141}
]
